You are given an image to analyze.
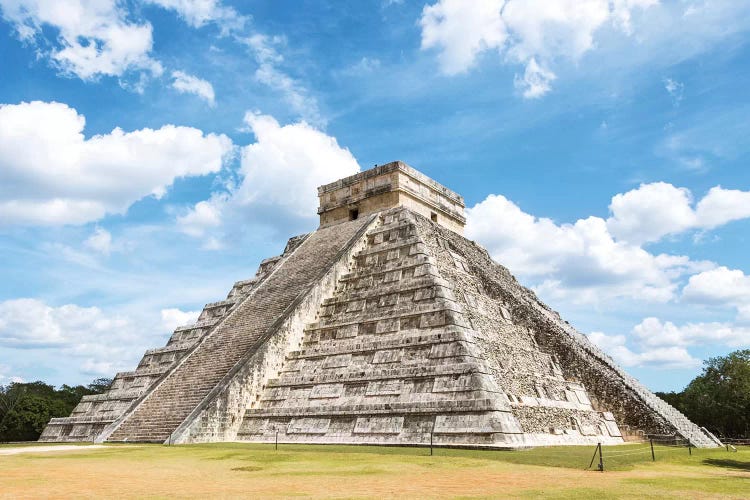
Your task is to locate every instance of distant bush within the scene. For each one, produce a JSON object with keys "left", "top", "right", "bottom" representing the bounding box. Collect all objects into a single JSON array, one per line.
[{"left": 0, "top": 378, "right": 111, "bottom": 442}]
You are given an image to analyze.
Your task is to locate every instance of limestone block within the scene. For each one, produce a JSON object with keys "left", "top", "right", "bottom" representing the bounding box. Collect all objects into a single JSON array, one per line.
[
  {"left": 309, "top": 384, "right": 344, "bottom": 399},
  {"left": 366, "top": 380, "right": 402, "bottom": 396},
  {"left": 353, "top": 416, "right": 404, "bottom": 434},
  {"left": 323, "top": 354, "right": 351, "bottom": 369},
  {"left": 372, "top": 350, "right": 402, "bottom": 364},
  {"left": 288, "top": 418, "right": 330, "bottom": 434}
]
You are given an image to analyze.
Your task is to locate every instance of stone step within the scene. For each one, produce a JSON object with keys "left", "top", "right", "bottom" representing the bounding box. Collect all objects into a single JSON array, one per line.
[
  {"left": 242, "top": 398, "right": 504, "bottom": 419},
  {"left": 266, "top": 361, "right": 483, "bottom": 388}
]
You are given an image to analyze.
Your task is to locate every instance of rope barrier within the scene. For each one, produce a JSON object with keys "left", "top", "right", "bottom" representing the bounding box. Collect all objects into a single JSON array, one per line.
[{"left": 603, "top": 449, "right": 654, "bottom": 458}]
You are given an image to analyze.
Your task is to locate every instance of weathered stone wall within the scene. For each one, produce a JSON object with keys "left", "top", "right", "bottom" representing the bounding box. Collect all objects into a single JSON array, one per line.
[
  {"left": 318, "top": 161, "right": 466, "bottom": 234},
  {"left": 432, "top": 218, "right": 717, "bottom": 447},
  {"left": 413, "top": 214, "right": 622, "bottom": 445}
]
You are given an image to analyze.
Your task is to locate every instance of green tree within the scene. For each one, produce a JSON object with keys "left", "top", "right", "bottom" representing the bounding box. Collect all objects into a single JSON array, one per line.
[
  {"left": 0, "top": 378, "right": 112, "bottom": 442},
  {"left": 658, "top": 349, "right": 750, "bottom": 438}
]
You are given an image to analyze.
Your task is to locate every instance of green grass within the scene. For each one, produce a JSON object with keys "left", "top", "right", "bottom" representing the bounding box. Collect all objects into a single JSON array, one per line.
[{"left": 0, "top": 442, "right": 748, "bottom": 498}]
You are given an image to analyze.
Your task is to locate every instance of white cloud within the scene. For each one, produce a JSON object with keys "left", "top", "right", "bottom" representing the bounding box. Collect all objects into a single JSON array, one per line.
[
  {"left": 245, "top": 34, "right": 322, "bottom": 125},
  {"left": 171, "top": 70, "right": 216, "bottom": 106},
  {"left": 607, "top": 183, "right": 750, "bottom": 245},
  {"left": 0, "top": 101, "right": 233, "bottom": 225},
  {"left": 632, "top": 316, "right": 750, "bottom": 348},
  {"left": 606, "top": 182, "right": 695, "bottom": 244},
  {"left": 0, "top": 0, "right": 161, "bottom": 80},
  {"left": 0, "top": 298, "right": 206, "bottom": 378},
  {"left": 466, "top": 193, "right": 712, "bottom": 304},
  {"left": 237, "top": 112, "right": 360, "bottom": 216},
  {"left": 419, "top": 0, "right": 657, "bottom": 92},
  {"left": 84, "top": 227, "right": 113, "bottom": 255},
  {"left": 588, "top": 331, "right": 701, "bottom": 369},
  {"left": 695, "top": 187, "right": 750, "bottom": 228},
  {"left": 420, "top": 0, "right": 507, "bottom": 75},
  {"left": 178, "top": 112, "right": 360, "bottom": 244},
  {"left": 160, "top": 308, "right": 200, "bottom": 333},
  {"left": 0, "top": 298, "right": 131, "bottom": 348},
  {"left": 177, "top": 196, "right": 225, "bottom": 238},
  {"left": 664, "top": 77, "right": 684, "bottom": 105},
  {"left": 145, "top": 0, "right": 247, "bottom": 33},
  {"left": 682, "top": 267, "right": 750, "bottom": 321},
  {"left": 514, "top": 58, "right": 556, "bottom": 99}
]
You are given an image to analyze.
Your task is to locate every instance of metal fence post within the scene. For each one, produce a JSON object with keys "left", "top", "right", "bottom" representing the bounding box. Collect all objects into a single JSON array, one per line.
[
  {"left": 598, "top": 443, "right": 604, "bottom": 472},
  {"left": 275, "top": 430, "right": 278, "bottom": 451},
  {"left": 650, "top": 439, "right": 655, "bottom": 461},
  {"left": 588, "top": 443, "right": 598, "bottom": 469}
]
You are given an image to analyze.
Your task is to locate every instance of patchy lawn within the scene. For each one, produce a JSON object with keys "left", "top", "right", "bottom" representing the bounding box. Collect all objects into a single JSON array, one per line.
[{"left": 0, "top": 443, "right": 747, "bottom": 498}]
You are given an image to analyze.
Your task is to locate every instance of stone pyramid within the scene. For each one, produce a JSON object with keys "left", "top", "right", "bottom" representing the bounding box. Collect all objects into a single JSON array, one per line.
[{"left": 41, "top": 162, "right": 720, "bottom": 448}]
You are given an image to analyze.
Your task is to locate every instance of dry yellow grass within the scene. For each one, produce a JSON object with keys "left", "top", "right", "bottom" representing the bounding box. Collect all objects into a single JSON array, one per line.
[{"left": 0, "top": 443, "right": 747, "bottom": 499}]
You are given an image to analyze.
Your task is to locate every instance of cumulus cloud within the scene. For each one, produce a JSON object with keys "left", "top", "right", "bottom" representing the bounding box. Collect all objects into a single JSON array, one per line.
[
  {"left": 245, "top": 34, "right": 322, "bottom": 125},
  {"left": 0, "top": 101, "right": 233, "bottom": 225},
  {"left": 0, "top": 298, "right": 204, "bottom": 378},
  {"left": 632, "top": 317, "right": 750, "bottom": 348},
  {"left": 419, "top": 0, "right": 656, "bottom": 95},
  {"left": 0, "top": 0, "right": 161, "bottom": 80},
  {"left": 160, "top": 308, "right": 200, "bottom": 333},
  {"left": 145, "top": 0, "right": 247, "bottom": 33},
  {"left": 171, "top": 71, "right": 216, "bottom": 105},
  {"left": 177, "top": 196, "right": 225, "bottom": 238},
  {"left": 682, "top": 267, "right": 750, "bottom": 321},
  {"left": 178, "top": 112, "right": 360, "bottom": 241},
  {"left": 588, "top": 313, "right": 750, "bottom": 370},
  {"left": 0, "top": 298, "right": 132, "bottom": 348},
  {"left": 588, "top": 331, "right": 701, "bottom": 369},
  {"left": 420, "top": 0, "right": 507, "bottom": 75},
  {"left": 466, "top": 192, "right": 712, "bottom": 303},
  {"left": 606, "top": 183, "right": 750, "bottom": 245}
]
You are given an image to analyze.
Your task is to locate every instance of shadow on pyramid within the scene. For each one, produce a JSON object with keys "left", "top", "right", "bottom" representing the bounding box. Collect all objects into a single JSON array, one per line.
[{"left": 40, "top": 162, "right": 720, "bottom": 448}]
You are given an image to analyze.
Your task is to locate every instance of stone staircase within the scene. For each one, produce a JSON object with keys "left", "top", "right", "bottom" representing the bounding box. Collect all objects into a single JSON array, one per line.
[
  {"left": 39, "top": 239, "right": 300, "bottom": 442},
  {"left": 104, "top": 217, "right": 370, "bottom": 442}
]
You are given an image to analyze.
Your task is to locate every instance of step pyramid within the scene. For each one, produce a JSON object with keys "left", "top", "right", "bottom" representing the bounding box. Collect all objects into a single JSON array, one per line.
[{"left": 40, "top": 161, "right": 719, "bottom": 448}]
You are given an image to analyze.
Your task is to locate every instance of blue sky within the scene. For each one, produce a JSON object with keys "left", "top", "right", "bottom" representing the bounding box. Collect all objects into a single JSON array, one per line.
[{"left": 0, "top": 0, "right": 749, "bottom": 392}]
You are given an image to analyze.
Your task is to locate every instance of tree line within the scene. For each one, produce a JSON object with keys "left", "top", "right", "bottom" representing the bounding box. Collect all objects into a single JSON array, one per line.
[
  {"left": 656, "top": 349, "right": 750, "bottom": 439},
  {"left": 0, "top": 378, "right": 111, "bottom": 442}
]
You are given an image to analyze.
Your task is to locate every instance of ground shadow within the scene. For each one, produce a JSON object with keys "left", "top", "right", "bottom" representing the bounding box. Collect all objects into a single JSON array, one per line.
[{"left": 702, "top": 458, "right": 750, "bottom": 471}]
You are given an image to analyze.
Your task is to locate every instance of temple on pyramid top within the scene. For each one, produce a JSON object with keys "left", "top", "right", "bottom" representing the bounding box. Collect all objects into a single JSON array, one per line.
[{"left": 318, "top": 161, "right": 466, "bottom": 234}]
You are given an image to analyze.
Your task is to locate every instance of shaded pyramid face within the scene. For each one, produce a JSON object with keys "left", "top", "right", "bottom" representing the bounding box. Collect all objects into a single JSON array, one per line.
[{"left": 40, "top": 163, "right": 719, "bottom": 448}]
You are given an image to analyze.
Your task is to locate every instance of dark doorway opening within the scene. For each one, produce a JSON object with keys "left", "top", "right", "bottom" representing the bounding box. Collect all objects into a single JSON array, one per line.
[{"left": 349, "top": 208, "right": 359, "bottom": 220}]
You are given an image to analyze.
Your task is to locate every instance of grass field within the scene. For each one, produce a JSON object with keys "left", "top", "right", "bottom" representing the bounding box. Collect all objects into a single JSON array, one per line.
[{"left": 0, "top": 442, "right": 748, "bottom": 498}]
